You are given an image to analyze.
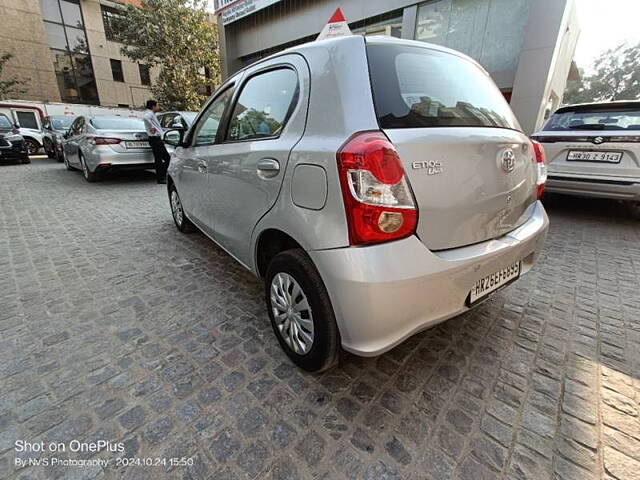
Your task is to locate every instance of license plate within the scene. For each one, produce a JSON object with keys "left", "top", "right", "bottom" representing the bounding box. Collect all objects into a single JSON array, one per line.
[
  {"left": 125, "top": 141, "right": 150, "bottom": 149},
  {"left": 468, "top": 261, "right": 521, "bottom": 305},
  {"left": 567, "top": 150, "right": 622, "bottom": 163}
]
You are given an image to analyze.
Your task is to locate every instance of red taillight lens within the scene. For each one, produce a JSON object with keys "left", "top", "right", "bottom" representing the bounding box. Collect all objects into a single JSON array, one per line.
[
  {"left": 532, "top": 140, "right": 547, "bottom": 199},
  {"left": 88, "top": 137, "right": 121, "bottom": 145},
  {"left": 337, "top": 131, "right": 417, "bottom": 246}
]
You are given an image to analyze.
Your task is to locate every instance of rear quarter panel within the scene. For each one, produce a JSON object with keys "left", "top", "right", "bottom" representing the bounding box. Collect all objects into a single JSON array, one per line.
[{"left": 251, "top": 36, "right": 380, "bottom": 270}]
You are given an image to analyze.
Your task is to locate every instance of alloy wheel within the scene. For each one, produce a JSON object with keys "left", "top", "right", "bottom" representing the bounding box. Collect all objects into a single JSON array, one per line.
[
  {"left": 170, "top": 190, "right": 184, "bottom": 226},
  {"left": 24, "top": 138, "right": 39, "bottom": 156},
  {"left": 270, "top": 272, "right": 314, "bottom": 354}
]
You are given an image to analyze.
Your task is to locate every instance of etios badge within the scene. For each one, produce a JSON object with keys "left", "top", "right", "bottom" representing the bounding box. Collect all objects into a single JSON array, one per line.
[{"left": 501, "top": 150, "right": 515, "bottom": 173}]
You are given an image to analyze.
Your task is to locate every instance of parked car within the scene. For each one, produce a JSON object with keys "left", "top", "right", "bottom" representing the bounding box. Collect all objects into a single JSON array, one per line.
[
  {"left": 62, "top": 116, "right": 154, "bottom": 182},
  {"left": 157, "top": 111, "right": 197, "bottom": 131},
  {"left": 0, "top": 104, "right": 43, "bottom": 155},
  {"left": 158, "top": 111, "right": 198, "bottom": 155},
  {"left": 532, "top": 101, "right": 640, "bottom": 205},
  {"left": 165, "top": 36, "right": 549, "bottom": 371},
  {"left": 0, "top": 113, "right": 29, "bottom": 164},
  {"left": 42, "top": 115, "right": 76, "bottom": 161}
]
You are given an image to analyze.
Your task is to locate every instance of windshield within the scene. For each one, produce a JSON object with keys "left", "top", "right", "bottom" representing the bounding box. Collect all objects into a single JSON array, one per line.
[
  {"left": 181, "top": 112, "right": 197, "bottom": 124},
  {"left": 90, "top": 117, "right": 145, "bottom": 130},
  {"left": 544, "top": 108, "right": 640, "bottom": 131},
  {"left": 51, "top": 116, "right": 75, "bottom": 130},
  {"left": 0, "top": 114, "right": 12, "bottom": 129},
  {"left": 367, "top": 43, "right": 520, "bottom": 130}
]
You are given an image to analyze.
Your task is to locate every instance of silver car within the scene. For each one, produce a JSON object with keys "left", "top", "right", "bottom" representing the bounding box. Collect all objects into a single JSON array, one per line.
[
  {"left": 166, "top": 36, "right": 549, "bottom": 371},
  {"left": 532, "top": 101, "right": 640, "bottom": 203},
  {"left": 62, "top": 116, "right": 154, "bottom": 182}
]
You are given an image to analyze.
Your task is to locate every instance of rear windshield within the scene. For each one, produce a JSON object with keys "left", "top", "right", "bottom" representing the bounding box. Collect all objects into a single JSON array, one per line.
[
  {"left": 366, "top": 44, "right": 520, "bottom": 131},
  {"left": 51, "top": 116, "right": 75, "bottom": 130},
  {"left": 543, "top": 108, "right": 640, "bottom": 131},
  {"left": 91, "top": 117, "right": 144, "bottom": 130}
]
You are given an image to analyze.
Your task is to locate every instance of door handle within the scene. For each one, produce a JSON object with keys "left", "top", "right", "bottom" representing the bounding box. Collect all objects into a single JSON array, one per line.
[
  {"left": 257, "top": 158, "right": 280, "bottom": 178},
  {"left": 197, "top": 161, "right": 207, "bottom": 174}
]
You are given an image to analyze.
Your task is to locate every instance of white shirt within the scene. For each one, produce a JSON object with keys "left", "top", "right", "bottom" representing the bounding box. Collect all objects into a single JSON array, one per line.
[{"left": 143, "top": 109, "right": 163, "bottom": 137}]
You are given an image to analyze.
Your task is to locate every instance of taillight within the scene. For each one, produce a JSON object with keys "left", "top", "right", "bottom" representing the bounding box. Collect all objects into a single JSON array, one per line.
[
  {"left": 337, "top": 131, "right": 417, "bottom": 246},
  {"left": 532, "top": 140, "right": 547, "bottom": 199},
  {"left": 88, "top": 137, "right": 121, "bottom": 145}
]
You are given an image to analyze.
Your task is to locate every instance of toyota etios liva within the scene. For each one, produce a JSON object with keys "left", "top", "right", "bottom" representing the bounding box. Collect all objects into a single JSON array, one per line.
[{"left": 165, "top": 36, "right": 549, "bottom": 372}]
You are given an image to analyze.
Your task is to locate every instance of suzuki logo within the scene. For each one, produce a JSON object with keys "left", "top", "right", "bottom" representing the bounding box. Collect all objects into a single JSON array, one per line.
[
  {"left": 501, "top": 150, "right": 515, "bottom": 173},
  {"left": 592, "top": 136, "right": 605, "bottom": 145}
]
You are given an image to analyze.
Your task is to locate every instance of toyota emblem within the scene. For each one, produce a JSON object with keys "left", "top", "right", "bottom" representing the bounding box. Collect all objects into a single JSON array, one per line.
[{"left": 501, "top": 150, "right": 515, "bottom": 173}]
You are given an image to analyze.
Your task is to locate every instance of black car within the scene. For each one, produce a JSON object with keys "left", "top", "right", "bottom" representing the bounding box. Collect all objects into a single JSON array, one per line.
[
  {"left": 0, "top": 113, "right": 29, "bottom": 164},
  {"left": 42, "top": 115, "right": 76, "bottom": 161}
]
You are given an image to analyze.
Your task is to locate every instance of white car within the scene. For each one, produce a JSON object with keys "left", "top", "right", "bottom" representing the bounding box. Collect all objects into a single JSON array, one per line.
[{"left": 532, "top": 101, "right": 640, "bottom": 203}]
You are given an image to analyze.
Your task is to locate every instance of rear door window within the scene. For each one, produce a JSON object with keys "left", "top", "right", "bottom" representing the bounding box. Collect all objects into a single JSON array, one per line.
[
  {"left": 225, "top": 68, "right": 298, "bottom": 142},
  {"left": 366, "top": 43, "right": 520, "bottom": 131},
  {"left": 543, "top": 108, "right": 640, "bottom": 131}
]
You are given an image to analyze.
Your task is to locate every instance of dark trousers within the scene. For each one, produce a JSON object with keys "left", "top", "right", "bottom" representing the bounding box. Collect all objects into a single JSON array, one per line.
[{"left": 149, "top": 136, "right": 170, "bottom": 181}]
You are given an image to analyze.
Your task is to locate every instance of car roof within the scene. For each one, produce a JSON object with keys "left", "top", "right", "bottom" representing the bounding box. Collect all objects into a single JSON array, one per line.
[
  {"left": 231, "top": 35, "right": 484, "bottom": 80},
  {"left": 555, "top": 100, "right": 640, "bottom": 114}
]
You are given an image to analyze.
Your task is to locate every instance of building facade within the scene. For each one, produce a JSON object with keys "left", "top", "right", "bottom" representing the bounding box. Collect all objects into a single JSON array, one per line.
[
  {"left": 216, "top": 0, "right": 579, "bottom": 133},
  {"left": 0, "top": 0, "right": 157, "bottom": 107}
]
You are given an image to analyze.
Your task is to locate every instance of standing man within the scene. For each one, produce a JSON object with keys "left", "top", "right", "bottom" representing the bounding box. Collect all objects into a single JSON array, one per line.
[{"left": 143, "top": 100, "right": 170, "bottom": 184}]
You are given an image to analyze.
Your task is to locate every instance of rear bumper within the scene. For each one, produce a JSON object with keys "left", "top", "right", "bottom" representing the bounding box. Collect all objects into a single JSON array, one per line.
[
  {"left": 309, "top": 201, "right": 549, "bottom": 357},
  {"left": 86, "top": 149, "right": 155, "bottom": 172},
  {"left": 546, "top": 175, "right": 640, "bottom": 201}
]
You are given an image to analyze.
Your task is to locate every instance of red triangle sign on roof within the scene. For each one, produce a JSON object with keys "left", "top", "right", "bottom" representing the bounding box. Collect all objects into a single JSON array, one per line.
[
  {"left": 317, "top": 7, "right": 352, "bottom": 40},
  {"left": 328, "top": 8, "right": 345, "bottom": 23}
]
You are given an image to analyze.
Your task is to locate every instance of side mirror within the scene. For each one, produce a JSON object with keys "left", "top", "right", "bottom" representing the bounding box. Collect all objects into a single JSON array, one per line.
[
  {"left": 170, "top": 123, "right": 185, "bottom": 130},
  {"left": 163, "top": 129, "right": 183, "bottom": 147}
]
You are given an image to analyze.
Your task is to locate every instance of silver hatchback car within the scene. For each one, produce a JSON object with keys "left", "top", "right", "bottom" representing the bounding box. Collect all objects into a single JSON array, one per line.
[
  {"left": 62, "top": 116, "right": 154, "bottom": 182},
  {"left": 532, "top": 101, "right": 640, "bottom": 203},
  {"left": 166, "top": 36, "right": 549, "bottom": 371}
]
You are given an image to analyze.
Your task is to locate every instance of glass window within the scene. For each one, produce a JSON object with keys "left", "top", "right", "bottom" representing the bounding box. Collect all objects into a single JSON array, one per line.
[
  {"left": 65, "top": 26, "right": 88, "bottom": 53},
  {"left": 544, "top": 107, "right": 640, "bottom": 131},
  {"left": 139, "top": 64, "right": 151, "bottom": 86},
  {"left": 90, "top": 117, "right": 145, "bottom": 130},
  {"left": 110, "top": 59, "right": 124, "bottom": 82},
  {"left": 51, "top": 116, "right": 75, "bottom": 130},
  {"left": 39, "top": 0, "right": 62, "bottom": 23},
  {"left": 226, "top": 69, "right": 298, "bottom": 141},
  {"left": 0, "top": 114, "right": 13, "bottom": 129},
  {"left": 415, "top": 0, "right": 529, "bottom": 73},
  {"left": 101, "top": 5, "right": 124, "bottom": 42},
  {"left": 44, "top": 22, "right": 67, "bottom": 50},
  {"left": 351, "top": 11, "right": 403, "bottom": 37},
  {"left": 60, "top": 0, "right": 83, "bottom": 27},
  {"left": 159, "top": 114, "right": 176, "bottom": 129},
  {"left": 16, "top": 112, "right": 39, "bottom": 129},
  {"left": 366, "top": 44, "right": 520, "bottom": 130},
  {"left": 70, "top": 117, "right": 84, "bottom": 135},
  {"left": 193, "top": 87, "right": 234, "bottom": 146}
]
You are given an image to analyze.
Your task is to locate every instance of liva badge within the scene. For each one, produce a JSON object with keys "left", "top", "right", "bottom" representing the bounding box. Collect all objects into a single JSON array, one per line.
[{"left": 317, "top": 8, "right": 352, "bottom": 40}]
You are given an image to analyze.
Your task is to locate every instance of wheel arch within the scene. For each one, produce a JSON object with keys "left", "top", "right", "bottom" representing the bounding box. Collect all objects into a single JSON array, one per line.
[{"left": 254, "top": 228, "right": 305, "bottom": 279}]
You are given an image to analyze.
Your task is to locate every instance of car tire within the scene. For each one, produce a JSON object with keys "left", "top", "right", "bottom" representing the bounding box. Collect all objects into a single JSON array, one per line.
[
  {"left": 23, "top": 138, "right": 40, "bottom": 156},
  {"left": 79, "top": 153, "right": 98, "bottom": 182},
  {"left": 169, "top": 185, "right": 195, "bottom": 233},
  {"left": 63, "top": 150, "right": 75, "bottom": 170},
  {"left": 265, "top": 249, "right": 340, "bottom": 372},
  {"left": 629, "top": 201, "right": 640, "bottom": 220},
  {"left": 44, "top": 140, "right": 55, "bottom": 159}
]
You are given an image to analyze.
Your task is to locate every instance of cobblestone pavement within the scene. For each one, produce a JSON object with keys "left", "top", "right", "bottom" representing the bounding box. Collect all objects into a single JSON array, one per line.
[{"left": 1, "top": 158, "right": 639, "bottom": 480}]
